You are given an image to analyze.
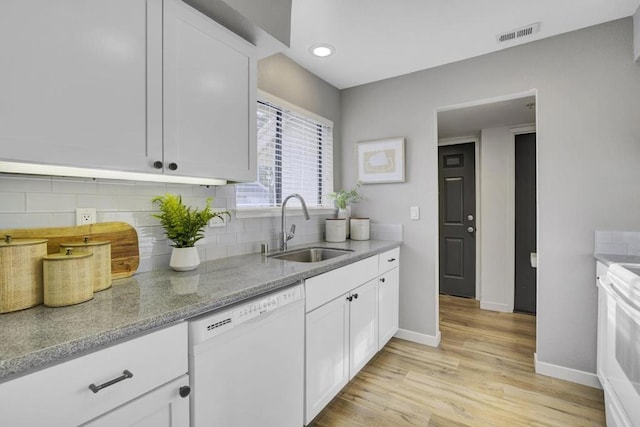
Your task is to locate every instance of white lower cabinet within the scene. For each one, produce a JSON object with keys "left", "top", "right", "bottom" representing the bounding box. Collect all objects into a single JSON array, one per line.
[
  {"left": 305, "top": 292, "right": 350, "bottom": 423},
  {"left": 348, "top": 279, "right": 379, "bottom": 379},
  {"left": 304, "top": 249, "right": 401, "bottom": 425},
  {"left": 83, "top": 375, "right": 190, "bottom": 427},
  {"left": 0, "top": 323, "right": 189, "bottom": 427},
  {"left": 378, "top": 249, "right": 400, "bottom": 350}
]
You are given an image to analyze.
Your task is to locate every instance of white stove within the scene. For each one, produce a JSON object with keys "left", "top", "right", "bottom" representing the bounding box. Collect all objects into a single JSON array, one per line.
[{"left": 598, "top": 263, "right": 640, "bottom": 427}]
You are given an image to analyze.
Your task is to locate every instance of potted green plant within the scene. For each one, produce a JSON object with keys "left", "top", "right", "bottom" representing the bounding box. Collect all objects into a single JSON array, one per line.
[
  {"left": 328, "top": 183, "right": 363, "bottom": 238},
  {"left": 152, "top": 193, "right": 230, "bottom": 271}
]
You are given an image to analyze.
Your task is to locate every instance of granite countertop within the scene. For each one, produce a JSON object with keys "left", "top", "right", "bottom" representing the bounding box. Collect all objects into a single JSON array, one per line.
[
  {"left": 0, "top": 240, "right": 400, "bottom": 382},
  {"left": 594, "top": 253, "right": 640, "bottom": 266}
]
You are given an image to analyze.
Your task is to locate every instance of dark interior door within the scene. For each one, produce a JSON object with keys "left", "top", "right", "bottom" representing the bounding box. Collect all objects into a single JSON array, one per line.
[
  {"left": 438, "top": 143, "right": 476, "bottom": 298},
  {"left": 514, "top": 133, "right": 537, "bottom": 314}
]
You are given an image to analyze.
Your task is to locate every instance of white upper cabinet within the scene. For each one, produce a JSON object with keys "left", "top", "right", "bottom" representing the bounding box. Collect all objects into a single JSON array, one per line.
[
  {"left": 164, "top": 0, "right": 256, "bottom": 181},
  {"left": 0, "top": 0, "right": 256, "bottom": 183},
  {"left": 0, "top": 0, "right": 157, "bottom": 173}
]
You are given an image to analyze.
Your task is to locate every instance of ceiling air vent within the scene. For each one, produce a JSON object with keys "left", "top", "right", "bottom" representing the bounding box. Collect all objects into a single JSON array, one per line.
[{"left": 497, "top": 22, "right": 540, "bottom": 43}]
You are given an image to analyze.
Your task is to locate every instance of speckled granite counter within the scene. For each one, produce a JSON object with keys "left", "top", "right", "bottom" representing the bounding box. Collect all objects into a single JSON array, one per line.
[
  {"left": 594, "top": 253, "right": 640, "bottom": 266},
  {"left": 0, "top": 240, "right": 400, "bottom": 382}
]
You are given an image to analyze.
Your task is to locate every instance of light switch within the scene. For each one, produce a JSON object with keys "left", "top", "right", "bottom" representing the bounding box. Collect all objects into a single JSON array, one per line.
[{"left": 410, "top": 206, "right": 420, "bottom": 220}]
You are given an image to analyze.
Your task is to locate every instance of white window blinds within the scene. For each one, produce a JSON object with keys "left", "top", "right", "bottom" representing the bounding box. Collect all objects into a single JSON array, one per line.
[{"left": 236, "top": 97, "right": 333, "bottom": 209}]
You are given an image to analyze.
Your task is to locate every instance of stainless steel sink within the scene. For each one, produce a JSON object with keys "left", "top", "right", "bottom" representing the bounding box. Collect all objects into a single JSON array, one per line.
[{"left": 269, "top": 247, "right": 353, "bottom": 263}]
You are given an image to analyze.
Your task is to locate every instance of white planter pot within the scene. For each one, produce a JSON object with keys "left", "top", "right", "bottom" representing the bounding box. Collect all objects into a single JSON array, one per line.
[{"left": 169, "top": 247, "right": 200, "bottom": 271}]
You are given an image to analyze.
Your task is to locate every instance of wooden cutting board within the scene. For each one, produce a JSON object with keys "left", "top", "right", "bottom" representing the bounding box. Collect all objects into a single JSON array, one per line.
[{"left": 0, "top": 222, "right": 139, "bottom": 279}]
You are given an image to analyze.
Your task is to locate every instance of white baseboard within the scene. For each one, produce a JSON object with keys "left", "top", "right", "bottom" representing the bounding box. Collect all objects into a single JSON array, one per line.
[
  {"left": 479, "top": 300, "right": 512, "bottom": 312},
  {"left": 394, "top": 328, "right": 441, "bottom": 347},
  {"left": 534, "top": 353, "right": 602, "bottom": 389}
]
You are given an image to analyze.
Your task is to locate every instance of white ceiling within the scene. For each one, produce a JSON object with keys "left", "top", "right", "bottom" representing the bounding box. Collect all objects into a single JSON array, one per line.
[{"left": 286, "top": 0, "right": 640, "bottom": 90}]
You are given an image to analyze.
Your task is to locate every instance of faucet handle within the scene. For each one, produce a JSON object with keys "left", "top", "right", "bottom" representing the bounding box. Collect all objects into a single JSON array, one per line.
[{"left": 289, "top": 224, "right": 296, "bottom": 235}]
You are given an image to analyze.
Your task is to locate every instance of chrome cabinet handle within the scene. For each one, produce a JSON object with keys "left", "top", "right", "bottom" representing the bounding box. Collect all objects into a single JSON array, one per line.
[{"left": 89, "top": 370, "right": 133, "bottom": 394}]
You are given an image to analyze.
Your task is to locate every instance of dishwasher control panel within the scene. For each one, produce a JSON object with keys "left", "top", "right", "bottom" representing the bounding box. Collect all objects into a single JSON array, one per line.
[{"left": 189, "top": 284, "right": 303, "bottom": 344}]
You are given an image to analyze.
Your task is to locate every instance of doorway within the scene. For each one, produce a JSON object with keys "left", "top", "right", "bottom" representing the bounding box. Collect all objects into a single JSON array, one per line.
[
  {"left": 438, "top": 142, "right": 476, "bottom": 298},
  {"left": 514, "top": 132, "right": 537, "bottom": 314},
  {"left": 436, "top": 91, "right": 537, "bottom": 314}
]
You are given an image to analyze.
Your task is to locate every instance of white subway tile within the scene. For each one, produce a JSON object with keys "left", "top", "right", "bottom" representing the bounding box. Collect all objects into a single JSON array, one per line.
[
  {"left": 26, "top": 193, "right": 76, "bottom": 212},
  {"left": 0, "top": 175, "right": 51, "bottom": 193},
  {"left": 0, "top": 193, "right": 26, "bottom": 212},
  {"left": 134, "top": 182, "right": 168, "bottom": 196},
  {"left": 77, "top": 194, "right": 119, "bottom": 211},
  {"left": 116, "top": 195, "right": 155, "bottom": 211},
  {"left": 97, "top": 180, "right": 137, "bottom": 195},
  {"left": 594, "top": 242, "right": 628, "bottom": 255},
  {"left": 217, "top": 232, "right": 237, "bottom": 246},
  {"left": 52, "top": 178, "right": 98, "bottom": 194},
  {"left": 100, "top": 211, "right": 137, "bottom": 224}
]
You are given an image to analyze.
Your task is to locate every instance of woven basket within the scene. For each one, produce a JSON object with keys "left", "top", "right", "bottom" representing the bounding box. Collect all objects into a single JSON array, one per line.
[
  {"left": 43, "top": 249, "right": 94, "bottom": 307},
  {"left": 0, "top": 236, "right": 48, "bottom": 313},
  {"left": 60, "top": 238, "right": 112, "bottom": 292}
]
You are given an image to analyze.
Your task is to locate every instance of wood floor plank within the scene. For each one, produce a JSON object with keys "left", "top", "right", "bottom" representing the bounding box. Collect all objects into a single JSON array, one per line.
[{"left": 308, "top": 294, "right": 605, "bottom": 426}]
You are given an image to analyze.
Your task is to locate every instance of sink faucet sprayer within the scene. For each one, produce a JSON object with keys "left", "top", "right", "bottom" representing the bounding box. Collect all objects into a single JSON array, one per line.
[{"left": 280, "top": 194, "right": 310, "bottom": 250}]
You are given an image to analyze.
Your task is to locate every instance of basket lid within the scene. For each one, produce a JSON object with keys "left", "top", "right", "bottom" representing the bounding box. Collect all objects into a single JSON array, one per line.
[
  {"left": 0, "top": 235, "right": 48, "bottom": 247},
  {"left": 44, "top": 247, "right": 93, "bottom": 260}
]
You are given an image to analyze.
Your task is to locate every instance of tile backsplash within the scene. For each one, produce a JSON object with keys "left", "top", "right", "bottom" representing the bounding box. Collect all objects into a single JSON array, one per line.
[
  {"left": 594, "top": 230, "right": 640, "bottom": 256},
  {"left": 0, "top": 174, "right": 327, "bottom": 273}
]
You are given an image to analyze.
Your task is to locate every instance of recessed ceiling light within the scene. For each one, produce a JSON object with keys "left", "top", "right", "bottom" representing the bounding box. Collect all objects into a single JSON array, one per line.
[{"left": 310, "top": 43, "right": 335, "bottom": 58}]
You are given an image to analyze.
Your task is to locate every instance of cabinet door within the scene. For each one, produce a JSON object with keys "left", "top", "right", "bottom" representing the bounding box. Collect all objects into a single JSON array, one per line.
[
  {"left": 378, "top": 267, "right": 399, "bottom": 350},
  {"left": 305, "top": 294, "right": 350, "bottom": 424},
  {"left": 83, "top": 375, "right": 190, "bottom": 427},
  {"left": 0, "top": 0, "right": 162, "bottom": 173},
  {"left": 349, "top": 279, "right": 379, "bottom": 379},
  {"left": 163, "top": 0, "right": 256, "bottom": 181}
]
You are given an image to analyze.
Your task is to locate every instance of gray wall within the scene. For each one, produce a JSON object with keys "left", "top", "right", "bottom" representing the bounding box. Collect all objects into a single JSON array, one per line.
[
  {"left": 258, "top": 53, "right": 342, "bottom": 187},
  {"left": 341, "top": 18, "right": 640, "bottom": 374}
]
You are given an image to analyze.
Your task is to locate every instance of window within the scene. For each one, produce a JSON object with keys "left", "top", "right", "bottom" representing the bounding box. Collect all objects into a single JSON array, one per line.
[{"left": 236, "top": 94, "right": 333, "bottom": 210}]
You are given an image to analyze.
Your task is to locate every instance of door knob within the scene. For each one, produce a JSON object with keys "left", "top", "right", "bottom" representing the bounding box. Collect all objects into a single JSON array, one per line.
[{"left": 467, "top": 226, "right": 474, "bottom": 233}]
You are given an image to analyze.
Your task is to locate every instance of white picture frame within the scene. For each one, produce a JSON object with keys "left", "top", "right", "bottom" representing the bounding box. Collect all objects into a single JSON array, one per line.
[{"left": 356, "top": 137, "right": 405, "bottom": 184}]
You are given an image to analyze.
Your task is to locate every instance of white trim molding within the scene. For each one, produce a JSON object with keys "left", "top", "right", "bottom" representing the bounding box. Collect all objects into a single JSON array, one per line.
[
  {"left": 479, "top": 301, "right": 511, "bottom": 313},
  {"left": 534, "top": 353, "right": 602, "bottom": 389},
  {"left": 395, "top": 329, "right": 441, "bottom": 348}
]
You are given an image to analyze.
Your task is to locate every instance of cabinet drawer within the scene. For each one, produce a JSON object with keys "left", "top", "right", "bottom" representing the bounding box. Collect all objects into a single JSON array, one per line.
[
  {"left": 379, "top": 248, "right": 400, "bottom": 274},
  {"left": 0, "top": 322, "right": 187, "bottom": 427},
  {"left": 306, "top": 256, "right": 378, "bottom": 312}
]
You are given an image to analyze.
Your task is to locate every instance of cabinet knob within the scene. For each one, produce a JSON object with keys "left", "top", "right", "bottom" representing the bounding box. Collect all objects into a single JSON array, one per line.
[
  {"left": 179, "top": 385, "right": 191, "bottom": 398},
  {"left": 168, "top": 162, "right": 178, "bottom": 171},
  {"left": 153, "top": 160, "right": 163, "bottom": 169},
  {"left": 388, "top": 258, "right": 396, "bottom": 262},
  {"left": 346, "top": 295, "right": 353, "bottom": 302},
  {"left": 353, "top": 293, "right": 358, "bottom": 299},
  {"left": 380, "top": 278, "right": 386, "bottom": 283}
]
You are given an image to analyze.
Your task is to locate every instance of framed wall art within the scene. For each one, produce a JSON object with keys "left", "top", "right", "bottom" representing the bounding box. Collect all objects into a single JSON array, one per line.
[{"left": 356, "top": 137, "right": 405, "bottom": 184}]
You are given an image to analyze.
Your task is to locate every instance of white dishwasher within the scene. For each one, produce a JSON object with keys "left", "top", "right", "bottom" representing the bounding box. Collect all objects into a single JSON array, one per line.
[{"left": 189, "top": 283, "right": 304, "bottom": 427}]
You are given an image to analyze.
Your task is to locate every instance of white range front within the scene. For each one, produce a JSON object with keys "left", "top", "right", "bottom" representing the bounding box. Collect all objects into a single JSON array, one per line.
[{"left": 598, "top": 263, "right": 640, "bottom": 427}]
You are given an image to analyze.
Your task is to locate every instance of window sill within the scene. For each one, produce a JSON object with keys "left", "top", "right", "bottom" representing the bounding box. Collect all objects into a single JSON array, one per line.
[{"left": 235, "top": 207, "right": 336, "bottom": 219}]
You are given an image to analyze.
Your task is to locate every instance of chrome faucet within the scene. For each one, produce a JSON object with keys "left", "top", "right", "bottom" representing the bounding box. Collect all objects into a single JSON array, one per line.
[{"left": 280, "top": 194, "right": 310, "bottom": 251}]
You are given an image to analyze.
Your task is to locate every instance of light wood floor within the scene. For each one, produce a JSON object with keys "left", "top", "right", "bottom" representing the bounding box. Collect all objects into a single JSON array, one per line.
[{"left": 309, "top": 294, "right": 605, "bottom": 426}]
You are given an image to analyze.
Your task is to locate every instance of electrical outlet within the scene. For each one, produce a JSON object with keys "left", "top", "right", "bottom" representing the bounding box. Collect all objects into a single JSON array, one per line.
[
  {"left": 209, "top": 209, "right": 229, "bottom": 228},
  {"left": 76, "top": 208, "right": 97, "bottom": 225}
]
